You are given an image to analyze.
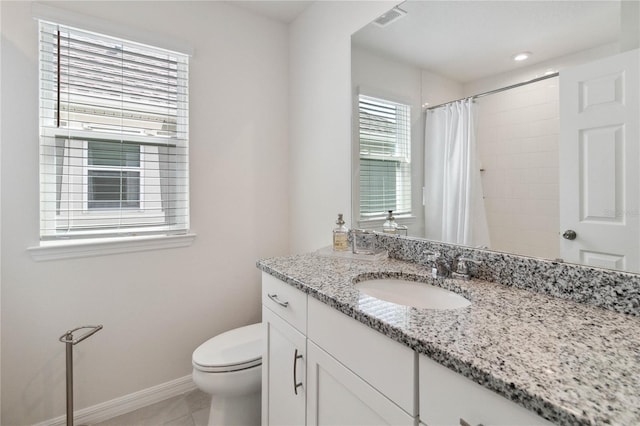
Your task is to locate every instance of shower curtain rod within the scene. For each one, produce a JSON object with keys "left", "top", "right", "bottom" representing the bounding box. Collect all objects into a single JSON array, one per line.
[{"left": 425, "top": 72, "right": 560, "bottom": 111}]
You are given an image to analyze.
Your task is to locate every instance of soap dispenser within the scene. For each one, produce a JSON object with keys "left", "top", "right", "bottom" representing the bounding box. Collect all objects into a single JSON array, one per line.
[
  {"left": 382, "top": 210, "right": 398, "bottom": 234},
  {"left": 333, "top": 213, "right": 349, "bottom": 251}
]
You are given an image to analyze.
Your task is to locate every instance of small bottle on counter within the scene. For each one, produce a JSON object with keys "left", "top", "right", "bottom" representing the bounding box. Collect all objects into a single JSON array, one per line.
[
  {"left": 382, "top": 210, "right": 398, "bottom": 234},
  {"left": 333, "top": 213, "right": 349, "bottom": 251}
]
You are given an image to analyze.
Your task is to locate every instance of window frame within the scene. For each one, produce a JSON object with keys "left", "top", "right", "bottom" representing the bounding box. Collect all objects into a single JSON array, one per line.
[
  {"left": 37, "top": 20, "right": 190, "bottom": 243},
  {"left": 355, "top": 93, "right": 413, "bottom": 225}
]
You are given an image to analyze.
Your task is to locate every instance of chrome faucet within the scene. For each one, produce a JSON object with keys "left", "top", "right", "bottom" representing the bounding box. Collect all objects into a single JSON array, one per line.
[
  {"left": 423, "top": 250, "right": 450, "bottom": 278},
  {"left": 452, "top": 257, "right": 482, "bottom": 280}
]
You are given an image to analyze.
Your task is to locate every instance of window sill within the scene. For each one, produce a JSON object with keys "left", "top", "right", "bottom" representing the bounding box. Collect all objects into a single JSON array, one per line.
[
  {"left": 27, "top": 233, "right": 196, "bottom": 262},
  {"left": 358, "top": 215, "right": 416, "bottom": 225}
]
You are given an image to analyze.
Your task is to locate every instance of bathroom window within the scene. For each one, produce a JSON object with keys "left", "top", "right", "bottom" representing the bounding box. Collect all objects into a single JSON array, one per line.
[
  {"left": 38, "top": 21, "right": 189, "bottom": 241},
  {"left": 358, "top": 94, "right": 411, "bottom": 219}
]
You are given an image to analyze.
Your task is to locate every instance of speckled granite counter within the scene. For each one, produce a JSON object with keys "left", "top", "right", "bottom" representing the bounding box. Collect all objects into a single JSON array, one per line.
[{"left": 257, "top": 253, "right": 640, "bottom": 426}]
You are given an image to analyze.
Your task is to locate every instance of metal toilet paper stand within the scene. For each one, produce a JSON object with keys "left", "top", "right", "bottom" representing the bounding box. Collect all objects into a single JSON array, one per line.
[{"left": 59, "top": 325, "right": 103, "bottom": 426}]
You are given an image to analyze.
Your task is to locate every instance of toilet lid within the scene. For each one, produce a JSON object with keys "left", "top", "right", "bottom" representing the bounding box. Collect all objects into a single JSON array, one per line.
[{"left": 193, "top": 323, "right": 262, "bottom": 373}]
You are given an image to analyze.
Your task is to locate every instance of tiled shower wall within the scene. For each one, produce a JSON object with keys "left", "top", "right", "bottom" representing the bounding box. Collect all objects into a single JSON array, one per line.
[{"left": 476, "top": 77, "right": 560, "bottom": 259}]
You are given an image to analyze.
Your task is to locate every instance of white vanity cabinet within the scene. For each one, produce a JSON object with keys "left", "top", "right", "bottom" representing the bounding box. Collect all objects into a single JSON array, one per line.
[
  {"left": 261, "top": 273, "right": 416, "bottom": 426},
  {"left": 307, "top": 297, "right": 416, "bottom": 426},
  {"left": 262, "top": 274, "right": 307, "bottom": 426},
  {"left": 262, "top": 272, "right": 553, "bottom": 426},
  {"left": 419, "top": 355, "right": 553, "bottom": 426}
]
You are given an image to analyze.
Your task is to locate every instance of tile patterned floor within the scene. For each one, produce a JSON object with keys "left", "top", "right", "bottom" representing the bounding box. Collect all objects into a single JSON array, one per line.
[{"left": 92, "top": 389, "right": 210, "bottom": 426}]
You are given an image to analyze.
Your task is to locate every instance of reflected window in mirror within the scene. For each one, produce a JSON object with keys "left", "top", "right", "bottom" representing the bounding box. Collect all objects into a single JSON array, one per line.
[{"left": 357, "top": 94, "right": 412, "bottom": 224}]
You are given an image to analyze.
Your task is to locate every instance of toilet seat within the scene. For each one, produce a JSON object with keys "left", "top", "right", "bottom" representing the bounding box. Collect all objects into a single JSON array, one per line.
[{"left": 193, "top": 323, "right": 262, "bottom": 373}]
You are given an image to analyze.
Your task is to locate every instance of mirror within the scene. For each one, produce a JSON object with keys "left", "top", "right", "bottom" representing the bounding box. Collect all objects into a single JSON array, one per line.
[{"left": 351, "top": 1, "right": 640, "bottom": 273}]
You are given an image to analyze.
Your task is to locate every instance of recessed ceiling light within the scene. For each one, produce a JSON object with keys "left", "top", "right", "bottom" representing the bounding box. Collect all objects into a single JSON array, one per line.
[{"left": 513, "top": 52, "right": 532, "bottom": 62}]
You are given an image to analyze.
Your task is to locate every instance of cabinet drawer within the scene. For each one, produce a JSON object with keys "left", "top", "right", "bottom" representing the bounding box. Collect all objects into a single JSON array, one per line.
[
  {"left": 419, "top": 355, "right": 553, "bottom": 426},
  {"left": 262, "top": 272, "right": 307, "bottom": 334},
  {"left": 308, "top": 296, "right": 416, "bottom": 416}
]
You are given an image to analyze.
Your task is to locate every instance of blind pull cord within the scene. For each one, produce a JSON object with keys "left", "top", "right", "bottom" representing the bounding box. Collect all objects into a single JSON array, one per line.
[{"left": 57, "top": 29, "right": 61, "bottom": 128}]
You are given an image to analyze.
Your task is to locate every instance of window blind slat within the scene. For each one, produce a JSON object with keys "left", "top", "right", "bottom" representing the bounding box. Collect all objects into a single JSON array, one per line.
[
  {"left": 358, "top": 95, "right": 411, "bottom": 218},
  {"left": 39, "top": 20, "right": 190, "bottom": 240}
]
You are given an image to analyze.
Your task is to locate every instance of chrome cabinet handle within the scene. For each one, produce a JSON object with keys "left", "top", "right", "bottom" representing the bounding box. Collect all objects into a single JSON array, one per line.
[
  {"left": 293, "top": 349, "right": 303, "bottom": 395},
  {"left": 267, "top": 293, "right": 289, "bottom": 308},
  {"left": 562, "top": 229, "right": 577, "bottom": 240}
]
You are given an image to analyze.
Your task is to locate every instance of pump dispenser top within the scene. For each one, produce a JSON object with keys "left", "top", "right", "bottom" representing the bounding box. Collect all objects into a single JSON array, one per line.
[
  {"left": 383, "top": 210, "right": 398, "bottom": 234},
  {"left": 333, "top": 213, "right": 349, "bottom": 251}
]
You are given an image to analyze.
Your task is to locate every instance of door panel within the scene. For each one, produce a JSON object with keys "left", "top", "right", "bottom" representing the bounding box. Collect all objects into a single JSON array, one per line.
[
  {"left": 560, "top": 49, "right": 639, "bottom": 271},
  {"left": 262, "top": 308, "right": 306, "bottom": 426},
  {"left": 306, "top": 341, "right": 414, "bottom": 426}
]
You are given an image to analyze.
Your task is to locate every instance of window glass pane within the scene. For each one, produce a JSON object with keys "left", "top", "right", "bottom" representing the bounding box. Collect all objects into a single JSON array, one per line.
[
  {"left": 88, "top": 170, "right": 140, "bottom": 209},
  {"left": 88, "top": 141, "right": 140, "bottom": 167},
  {"left": 360, "top": 159, "right": 398, "bottom": 215}
]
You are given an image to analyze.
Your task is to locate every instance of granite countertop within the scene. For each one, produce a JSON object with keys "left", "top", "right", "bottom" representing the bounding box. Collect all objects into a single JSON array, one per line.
[{"left": 257, "top": 253, "right": 640, "bottom": 426}]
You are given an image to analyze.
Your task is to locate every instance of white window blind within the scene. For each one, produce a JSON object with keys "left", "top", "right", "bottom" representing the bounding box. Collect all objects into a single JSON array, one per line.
[
  {"left": 38, "top": 21, "right": 189, "bottom": 240},
  {"left": 358, "top": 94, "right": 411, "bottom": 219}
]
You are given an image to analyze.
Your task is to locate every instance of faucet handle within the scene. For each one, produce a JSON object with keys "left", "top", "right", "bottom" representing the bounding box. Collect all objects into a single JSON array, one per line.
[
  {"left": 453, "top": 257, "right": 481, "bottom": 280},
  {"left": 423, "top": 250, "right": 440, "bottom": 261}
]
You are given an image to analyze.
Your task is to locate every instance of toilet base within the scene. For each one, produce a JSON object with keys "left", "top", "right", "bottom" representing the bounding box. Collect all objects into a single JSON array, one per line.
[{"left": 208, "top": 390, "right": 261, "bottom": 426}]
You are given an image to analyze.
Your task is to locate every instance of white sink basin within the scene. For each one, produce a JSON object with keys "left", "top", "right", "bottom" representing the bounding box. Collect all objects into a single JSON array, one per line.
[{"left": 356, "top": 278, "right": 471, "bottom": 310}]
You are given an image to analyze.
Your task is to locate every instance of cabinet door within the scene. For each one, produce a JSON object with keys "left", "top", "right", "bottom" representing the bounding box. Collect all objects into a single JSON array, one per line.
[
  {"left": 307, "top": 341, "right": 415, "bottom": 426},
  {"left": 419, "top": 355, "right": 552, "bottom": 426},
  {"left": 262, "top": 307, "right": 306, "bottom": 426}
]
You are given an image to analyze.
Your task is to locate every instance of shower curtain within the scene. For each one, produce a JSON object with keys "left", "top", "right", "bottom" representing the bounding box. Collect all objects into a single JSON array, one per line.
[{"left": 424, "top": 99, "right": 490, "bottom": 248}]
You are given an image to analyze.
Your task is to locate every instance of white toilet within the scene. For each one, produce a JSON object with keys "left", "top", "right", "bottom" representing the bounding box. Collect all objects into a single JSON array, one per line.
[{"left": 192, "top": 323, "right": 262, "bottom": 426}]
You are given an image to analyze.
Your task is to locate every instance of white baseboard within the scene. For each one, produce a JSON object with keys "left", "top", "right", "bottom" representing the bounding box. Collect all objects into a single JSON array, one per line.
[{"left": 35, "top": 375, "right": 197, "bottom": 426}]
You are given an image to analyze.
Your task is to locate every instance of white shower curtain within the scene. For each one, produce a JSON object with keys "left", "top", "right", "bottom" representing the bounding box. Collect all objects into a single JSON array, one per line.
[{"left": 424, "top": 99, "right": 490, "bottom": 248}]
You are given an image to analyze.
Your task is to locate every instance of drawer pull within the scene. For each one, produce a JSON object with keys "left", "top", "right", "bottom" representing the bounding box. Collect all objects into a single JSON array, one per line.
[
  {"left": 293, "top": 349, "right": 303, "bottom": 395},
  {"left": 267, "top": 293, "right": 289, "bottom": 308}
]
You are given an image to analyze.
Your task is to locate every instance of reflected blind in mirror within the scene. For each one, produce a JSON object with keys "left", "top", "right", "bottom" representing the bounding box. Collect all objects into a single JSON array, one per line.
[
  {"left": 38, "top": 21, "right": 189, "bottom": 240},
  {"left": 358, "top": 94, "right": 411, "bottom": 219}
]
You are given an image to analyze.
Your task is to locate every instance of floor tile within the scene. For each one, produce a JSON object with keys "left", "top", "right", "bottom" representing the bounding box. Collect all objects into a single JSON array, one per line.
[
  {"left": 164, "top": 413, "right": 195, "bottom": 426},
  {"left": 92, "top": 394, "right": 191, "bottom": 426},
  {"left": 191, "top": 407, "right": 209, "bottom": 426},
  {"left": 185, "top": 389, "right": 210, "bottom": 412}
]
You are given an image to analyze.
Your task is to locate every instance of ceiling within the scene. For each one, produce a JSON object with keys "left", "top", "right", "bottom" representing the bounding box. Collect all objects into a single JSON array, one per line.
[
  {"left": 352, "top": 0, "right": 622, "bottom": 83},
  {"left": 225, "top": 1, "right": 314, "bottom": 23}
]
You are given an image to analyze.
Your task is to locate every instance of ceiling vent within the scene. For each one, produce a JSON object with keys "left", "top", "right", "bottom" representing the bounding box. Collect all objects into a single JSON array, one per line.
[{"left": 373, "top": 7, "right": 407, "bottom": 28}]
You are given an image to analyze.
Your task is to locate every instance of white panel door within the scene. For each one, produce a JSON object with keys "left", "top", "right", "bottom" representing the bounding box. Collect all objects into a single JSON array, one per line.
[
  {"left": 306, "top": 341, "right": 414, "bottom": 426},
  {"left": 262, "top": 308, "right": 306, "bottom": 426},
  {"left": 559, "top": 49, "right": 640, "bottom": 271}
]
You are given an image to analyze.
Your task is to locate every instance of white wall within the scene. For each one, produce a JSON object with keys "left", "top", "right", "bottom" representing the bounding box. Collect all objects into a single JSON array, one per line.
[
  {"left": 289, "top": 1, "right": 397, "bottom": 253},
  {"left": 0, "top": 1, "right": 289, "bottom": 424},
  {"left": 621, "top": 0, "right": 640, "bottom": 52}
]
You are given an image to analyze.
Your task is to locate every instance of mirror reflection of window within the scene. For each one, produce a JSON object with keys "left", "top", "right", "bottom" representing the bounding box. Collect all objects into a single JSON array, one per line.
[{"left": 358, "top": 94, "right": 411, "bottom": 223}]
